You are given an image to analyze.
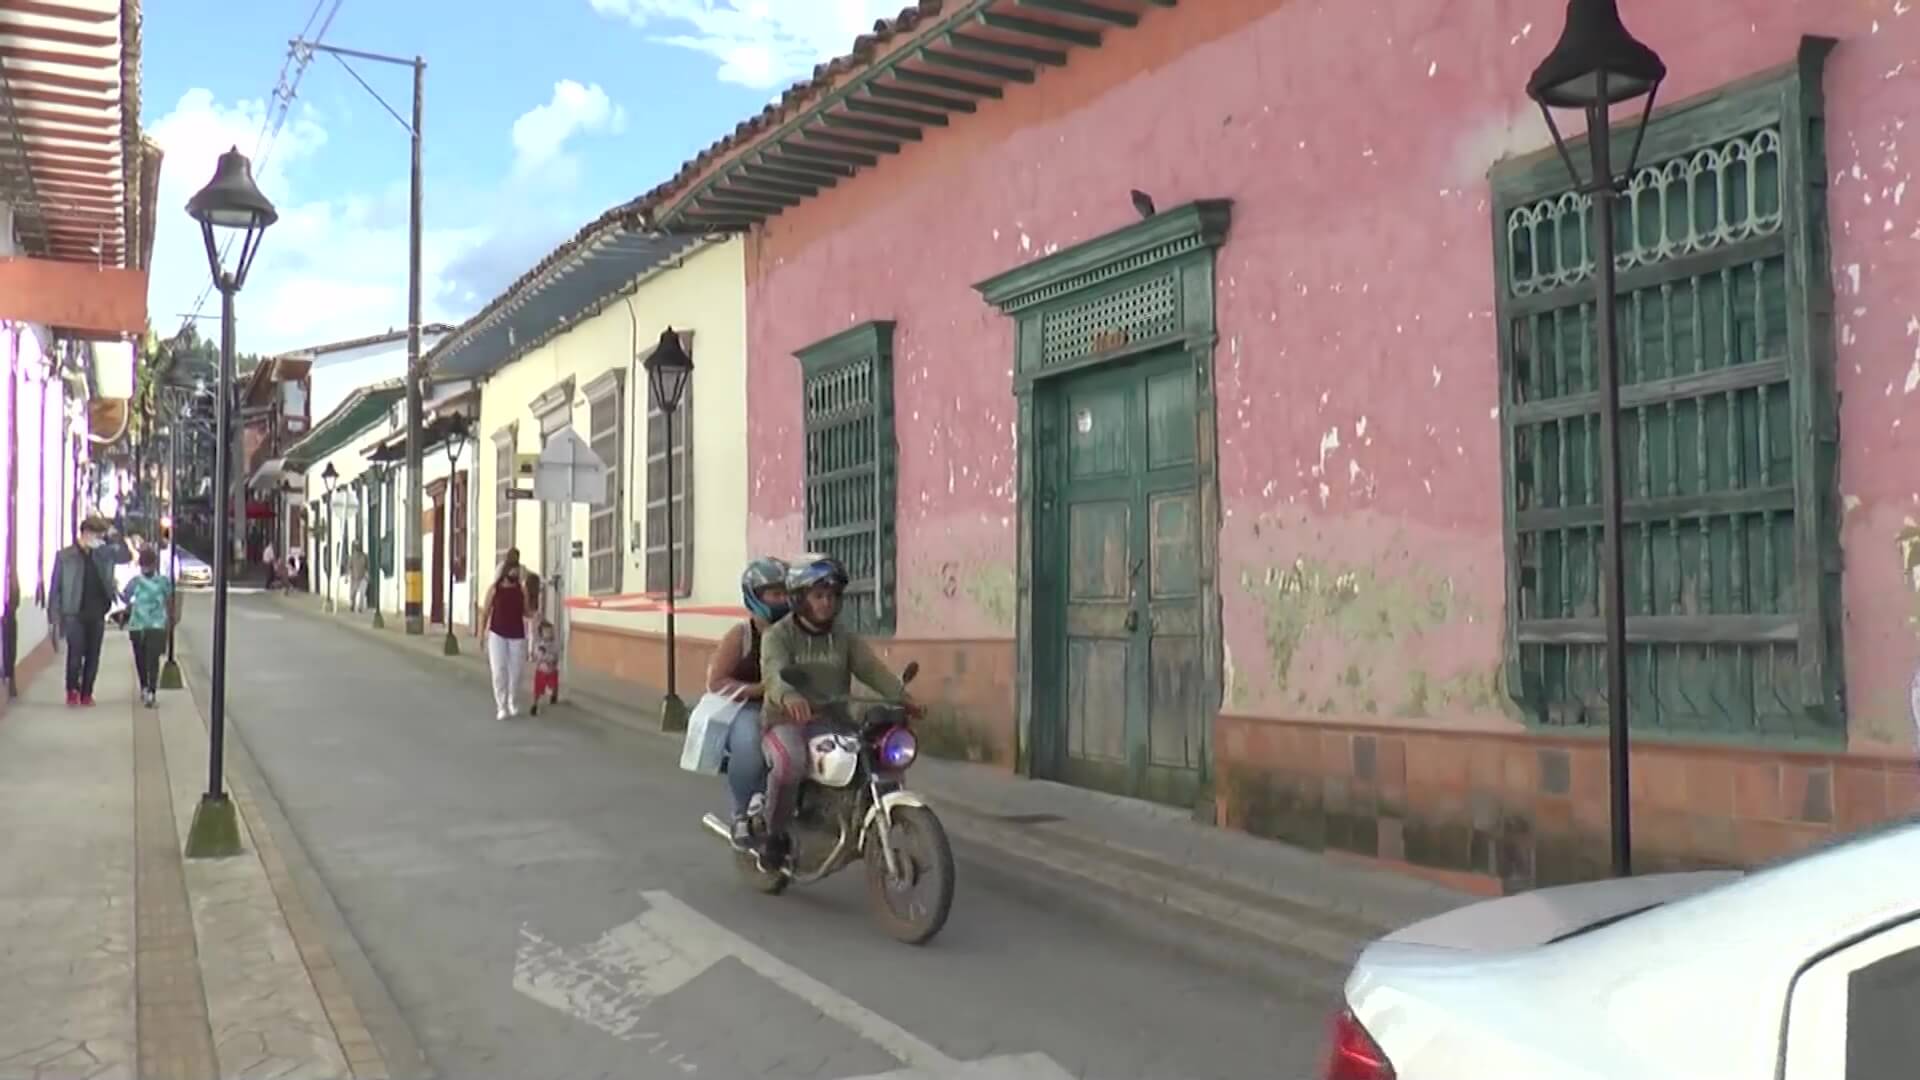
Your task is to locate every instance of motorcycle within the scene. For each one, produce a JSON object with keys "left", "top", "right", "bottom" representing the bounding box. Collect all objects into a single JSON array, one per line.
[{"left": 700, "top": 660, "right": 956, "bottom": 945}]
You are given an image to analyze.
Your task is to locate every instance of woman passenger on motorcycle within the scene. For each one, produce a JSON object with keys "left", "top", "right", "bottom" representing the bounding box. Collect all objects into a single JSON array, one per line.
[
  {"left": 758, "top": 555, "right": 918, "bottom": 873},
  {"left": 704, "top": 557, "right": 789, "bottom": 846}
]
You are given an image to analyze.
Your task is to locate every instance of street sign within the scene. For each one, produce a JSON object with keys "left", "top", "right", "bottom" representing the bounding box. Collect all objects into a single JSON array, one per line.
[
  {"left": 505, "top": 488, "right": 537, "bottom": 501},
  {"left": 532, "top": 428, "right": 608, "bottom": 506}
]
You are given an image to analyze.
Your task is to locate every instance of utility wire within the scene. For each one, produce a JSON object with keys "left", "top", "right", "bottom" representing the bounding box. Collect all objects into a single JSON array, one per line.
[{"left": 171, "top": 0, "right": 344, "bottom": 344}]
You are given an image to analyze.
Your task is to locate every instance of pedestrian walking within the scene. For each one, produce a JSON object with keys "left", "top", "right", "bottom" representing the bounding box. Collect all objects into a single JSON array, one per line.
[
  {"left": 49, "top": 515, "right": 123, "bottom": 707},
  {"left": 119, "top": 547, "right": 176, "bottom": 708},
  {"left": 476, "top": 557, "right": 530, "bottom": 720},
  {"left": 348, "top": 544, "right": 368, "bottom": 613},
  {"left": 263, "top": 542, "right": 279, "bottom": 590},
  {"left": 529, "top": 620, "right": 561, "bottom": 716}
]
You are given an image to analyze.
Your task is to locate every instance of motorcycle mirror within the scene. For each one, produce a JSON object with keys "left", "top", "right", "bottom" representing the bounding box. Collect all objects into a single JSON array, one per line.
[
  {"left": 780, "top": 665, "right": 812, "bottom": 691},
  {"left": 901, "top": 661, "right": 920, "bottom": 685}
]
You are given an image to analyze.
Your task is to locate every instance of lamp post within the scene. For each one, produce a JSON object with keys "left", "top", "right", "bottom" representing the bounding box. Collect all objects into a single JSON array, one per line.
[
  {"left": 440, "top": 414, "right": 469, "bottom": 656},
  {"left": 159, "top": 393, "right": 185, "bottom": 690},
  {"left": 642, "top": 328, "right": 694, "bottom": 732},
  {"left": 321, "top": 462, "right": 339, "bottom": 612},
  {"left": 366, "top": 462, "right": 389, "bottom": 629},
  {"left": 183, "top": 146, "right": 277, "bottom": 860},
  {"left": 1527, "top": 0, "right": 1666, "bottom": 879}
]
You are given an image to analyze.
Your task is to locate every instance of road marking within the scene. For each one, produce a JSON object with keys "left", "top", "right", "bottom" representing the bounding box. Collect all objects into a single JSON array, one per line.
[{"left": 514, "top": 890, "right": 1075, "bottom": 1078}]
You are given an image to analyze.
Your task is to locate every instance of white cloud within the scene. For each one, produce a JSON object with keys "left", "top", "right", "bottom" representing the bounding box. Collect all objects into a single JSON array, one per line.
[
  {"left": 511, "top": 80, "right": 627, "bottom": 178},
  {"left": 588, "top": 0, "right": 909, "bottom": 89},
  {"left": 147, "top": 85, "right": 591, "bottom": 353}
]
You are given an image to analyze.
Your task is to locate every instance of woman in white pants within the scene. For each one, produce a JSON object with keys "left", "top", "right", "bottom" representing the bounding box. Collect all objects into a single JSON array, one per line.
[{"left": 475, "top": 558, "right": 531, "bottom": 719}]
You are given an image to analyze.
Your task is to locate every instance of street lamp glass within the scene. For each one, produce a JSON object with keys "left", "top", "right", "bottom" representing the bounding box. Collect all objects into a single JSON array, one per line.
[
  {"left": 186, "top": 147, "right": 279, "bottom": 289},
  {"left": 642, "top": 328, "right": 694, "bottom": 414},
  {"left": 321, "top": 462, "right": 339, "bottom": 493},
  {"left": 1527, "top": 0, "right": 1666, "bottom": 109}
]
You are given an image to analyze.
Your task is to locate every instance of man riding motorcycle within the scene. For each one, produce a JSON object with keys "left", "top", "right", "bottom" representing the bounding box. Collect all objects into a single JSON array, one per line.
[
  {"left": 703, "top": 557, "right": 789, "bottom": 847},
  {"left": 758, "top": 555, "right": 917, "bottom": 874}
]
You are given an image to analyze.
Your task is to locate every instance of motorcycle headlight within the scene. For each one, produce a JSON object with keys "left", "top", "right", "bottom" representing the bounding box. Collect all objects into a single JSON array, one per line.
[{"left": 878, "top": 726, "right": 918, "bottom": 770}]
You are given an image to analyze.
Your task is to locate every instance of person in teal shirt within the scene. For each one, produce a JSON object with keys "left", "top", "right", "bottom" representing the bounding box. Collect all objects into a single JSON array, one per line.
[{"left": 119, "top": 546, "right": 176, "bottom": 708}]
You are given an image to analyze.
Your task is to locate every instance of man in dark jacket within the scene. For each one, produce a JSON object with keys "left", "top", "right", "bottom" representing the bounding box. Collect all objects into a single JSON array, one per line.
[{"left": 49, "top": 516, "right": 124, "bottom": 706}]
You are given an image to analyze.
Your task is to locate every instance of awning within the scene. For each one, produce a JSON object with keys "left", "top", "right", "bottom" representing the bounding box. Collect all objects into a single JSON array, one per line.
[{"left": 248, "top": 457, "right": 302, "bottom": 494}]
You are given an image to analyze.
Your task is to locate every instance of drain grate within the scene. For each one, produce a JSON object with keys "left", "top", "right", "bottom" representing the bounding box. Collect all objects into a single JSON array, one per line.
[{"left": 996, "top": 813, "right": 1065, "bottom": 827}]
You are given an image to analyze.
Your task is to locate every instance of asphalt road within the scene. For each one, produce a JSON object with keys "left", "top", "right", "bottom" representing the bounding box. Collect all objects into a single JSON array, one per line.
[{"left": 181, "top": 594, "right": 1340, "bottom": 1080}]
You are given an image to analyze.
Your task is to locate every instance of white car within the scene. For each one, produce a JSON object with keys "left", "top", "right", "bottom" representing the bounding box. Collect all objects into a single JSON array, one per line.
[
  {"left": 168, "top": 546, "right": 213, "bottom": 588},
  {"left": 1326, "top": 815, "right": 1919, "bottom": 1080}
]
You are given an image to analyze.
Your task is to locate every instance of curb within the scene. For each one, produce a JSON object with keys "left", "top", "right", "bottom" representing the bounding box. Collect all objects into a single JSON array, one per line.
[
  {"left": 173, "top": 626, "right": 435, "bottom": 1080},
  {"left": 272, "top": 594, "right": 1395, "bottom": 967}
]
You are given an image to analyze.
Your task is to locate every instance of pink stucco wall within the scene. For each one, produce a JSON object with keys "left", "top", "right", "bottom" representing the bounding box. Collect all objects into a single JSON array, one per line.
[{"left": 745, "top": 0, "right": 1920, "bottom": 751}]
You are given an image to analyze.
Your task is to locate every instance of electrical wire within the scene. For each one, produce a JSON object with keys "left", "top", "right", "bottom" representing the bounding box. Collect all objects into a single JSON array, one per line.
[{"left": 170, "top": 0, "right": 345, "bottom": 341}]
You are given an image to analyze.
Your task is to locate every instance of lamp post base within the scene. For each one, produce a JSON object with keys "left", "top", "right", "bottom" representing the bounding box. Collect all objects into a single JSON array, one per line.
[
  {"left": 371, "top": 610, "right": 386, "bottom": 630},
  {"left": 660, "top": 694, "right": 688, "bottom": 733},
  {"left": 184, "top": 794, "right": 243, "bottom": 859},
  {"left": 405, "top": 615, "right": 424, "bottom": 635},
  {"left": 442, "top": 631, "right": 459, "bottom": 657},
  {"left": 159, "top": 659, "right": 184, "bottom": 691}
]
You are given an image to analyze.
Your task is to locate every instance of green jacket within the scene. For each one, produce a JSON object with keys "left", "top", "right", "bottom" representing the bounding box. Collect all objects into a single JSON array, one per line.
[{"left": 761, "top": 617, "right": 907, "bottom": 713}]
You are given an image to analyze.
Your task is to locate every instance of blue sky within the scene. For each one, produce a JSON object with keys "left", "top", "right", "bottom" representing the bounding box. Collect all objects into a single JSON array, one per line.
[{"left": 144, "top": 0, "right": 905, "bottom": 353}]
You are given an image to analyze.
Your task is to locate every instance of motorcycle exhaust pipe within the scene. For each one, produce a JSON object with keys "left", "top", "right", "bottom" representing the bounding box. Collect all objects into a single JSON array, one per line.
[{"left": 699, "top": 813, "right": 734, "bottom": 842}]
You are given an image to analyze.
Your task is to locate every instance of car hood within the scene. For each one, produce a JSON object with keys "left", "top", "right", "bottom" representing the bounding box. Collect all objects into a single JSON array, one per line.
[{"left": 1379, "top": 870, "right": 1741, "bottom": 953}]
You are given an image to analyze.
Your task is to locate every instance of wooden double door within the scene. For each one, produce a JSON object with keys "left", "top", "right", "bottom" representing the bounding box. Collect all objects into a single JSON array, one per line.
[{"left": 1035, "top": 350, "right": 1206, "bottom": 807}]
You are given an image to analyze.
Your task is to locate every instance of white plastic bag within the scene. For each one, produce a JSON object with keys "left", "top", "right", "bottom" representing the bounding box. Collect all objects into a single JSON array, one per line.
[{"left": 679, "top": 689, "right": 748, "bottom": 775}]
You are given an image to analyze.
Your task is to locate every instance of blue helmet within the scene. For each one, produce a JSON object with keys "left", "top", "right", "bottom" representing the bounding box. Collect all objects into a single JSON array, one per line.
[
  {"left": 741, "top": 557, "right": 790, "bottom": 622},
  {"left": 786, "top": 555, "right": 848, "bottom": 596}
]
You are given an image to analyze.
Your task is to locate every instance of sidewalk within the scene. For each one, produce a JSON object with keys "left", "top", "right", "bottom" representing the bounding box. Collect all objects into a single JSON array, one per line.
[
  {"left": 280, "top": 595, "right": 1474, "bottom": 967},
  {"left": 0, "top": 631, "right": 393, "bottom": 1080}
]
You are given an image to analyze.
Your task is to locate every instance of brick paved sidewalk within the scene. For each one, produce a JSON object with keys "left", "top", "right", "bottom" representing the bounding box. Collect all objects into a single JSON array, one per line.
[{"left": 0, "top": 631, "right": 388, "bottom": 1080}]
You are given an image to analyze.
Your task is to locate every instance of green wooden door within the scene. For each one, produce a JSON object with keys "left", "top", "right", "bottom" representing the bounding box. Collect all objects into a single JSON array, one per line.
[{"left": 1044, "top": 352, "right": 1204, "bottom": 806}]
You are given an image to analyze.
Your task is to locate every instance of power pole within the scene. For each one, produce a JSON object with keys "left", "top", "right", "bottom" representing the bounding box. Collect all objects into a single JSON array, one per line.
[
  {"left": 292, "top": 38, "right": 428, "bottom": 633},
  {"left": 404, "top": 55, "right": 426, "bottom": 635}
]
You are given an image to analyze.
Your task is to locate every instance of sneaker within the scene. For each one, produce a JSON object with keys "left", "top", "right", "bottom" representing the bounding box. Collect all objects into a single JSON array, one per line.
[
  {"left": 755, "top": 833, "right": 791, "bottom": 876},
  {"left": 65, "top": 690, "right": 79, "bottom": 707},
  {"left": 496, "top": 708, "right": 508, "bottom": 721},
  {"left": 529, "top": 702, "right": 539, "bottom": 717},
  {"left": 79, "top": 694, "right": 95, "bottom": 707},
  {"left": 144, "top": 690, "right": 157, "bottom": 708},
  {"left": 729, "top": 816, "right": 754, "bottom": 850}
]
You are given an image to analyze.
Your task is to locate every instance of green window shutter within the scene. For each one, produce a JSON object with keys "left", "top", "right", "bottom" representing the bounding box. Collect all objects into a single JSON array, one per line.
[
  {"left": 796, "top": 321, "right": 898, "bottom": 635},
  {"left": 1490, "top": 41, "right": 1843, "bottom": 744}
]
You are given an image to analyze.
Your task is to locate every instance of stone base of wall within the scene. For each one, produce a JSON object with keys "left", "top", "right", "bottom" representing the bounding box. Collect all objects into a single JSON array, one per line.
[
  {"left": 1218, "top": 714, "right": 1920, "bottom": 892},
  {"left": 569, "top": 624, "right": 1019, "bottom": 767}
]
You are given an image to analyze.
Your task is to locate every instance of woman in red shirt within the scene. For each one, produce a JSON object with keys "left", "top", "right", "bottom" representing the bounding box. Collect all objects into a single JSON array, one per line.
[{"left": 477, "top": 556, "right": 530, "bottom": 719}]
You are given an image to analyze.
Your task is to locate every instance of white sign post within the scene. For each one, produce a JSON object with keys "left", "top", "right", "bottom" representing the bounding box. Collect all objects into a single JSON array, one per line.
[{"left": 532, "top": 428, "right": 608, "bottom": 506}]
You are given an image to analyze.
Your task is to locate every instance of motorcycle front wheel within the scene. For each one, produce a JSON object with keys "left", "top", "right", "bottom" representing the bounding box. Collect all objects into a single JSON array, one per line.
[{"left": 864, "top": 806, "right": 955, "bottom": 945}]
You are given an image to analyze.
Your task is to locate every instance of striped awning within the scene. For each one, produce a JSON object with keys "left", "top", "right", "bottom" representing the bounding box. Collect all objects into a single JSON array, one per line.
[{"left": 0, "top": 0, "right": 143, "bottom": 267}]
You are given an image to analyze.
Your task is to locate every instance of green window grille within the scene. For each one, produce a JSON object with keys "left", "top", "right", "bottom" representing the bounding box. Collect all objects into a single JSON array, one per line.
[
  {"left": 796, "top": 321, "right": 897, "bottom": 635},
  {"left": 1492, "top": 43, "right": 1843, "bottom": 743}
]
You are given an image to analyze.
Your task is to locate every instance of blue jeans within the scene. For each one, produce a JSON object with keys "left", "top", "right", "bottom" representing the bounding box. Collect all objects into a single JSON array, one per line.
[{"left": 724, "top": 703, "right": 767, "bottom": 817}]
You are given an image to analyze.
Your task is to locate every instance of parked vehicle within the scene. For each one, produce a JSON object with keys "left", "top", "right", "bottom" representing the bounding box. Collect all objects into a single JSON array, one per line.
[
  {"left": 1321, "top": 815, "right": 1920, "bottom": 1080},
  {"left": 169, "top": 546, "right": 213, "bottom": 588},
  {"left": 700, "top": 660, "right": 956, "bottom": 945}
]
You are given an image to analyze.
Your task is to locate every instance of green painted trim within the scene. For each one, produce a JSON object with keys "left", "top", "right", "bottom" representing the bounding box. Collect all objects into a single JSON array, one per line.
[
  {"left": 795, "top": 320, "right": 896, "bottom": 375},
  {"left": 975, "top": 200, "right": 1232, "bottom": 310},
  {"left": 282, "top": 386, "right": 405, "bottom": 470},
  {"left": 1490, "top": 36, "right": 1845, "bottom": 740}
]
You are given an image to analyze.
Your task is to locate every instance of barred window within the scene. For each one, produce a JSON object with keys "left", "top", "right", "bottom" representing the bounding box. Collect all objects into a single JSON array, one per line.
[
  {"left": 796, "top": 321, "right": 896, "bottom": 635},
  {"left": 493, "top": 428, "right": 516, "bottom": 572},
  {"left": 585, "top": 370, "right": 625, "bottom": 595},
  {"left": 645, "top": 337, "right": 693, "bottom": 596},
  {"left": 1492, "top": 49, "right": 1842, "bottom": 742}
]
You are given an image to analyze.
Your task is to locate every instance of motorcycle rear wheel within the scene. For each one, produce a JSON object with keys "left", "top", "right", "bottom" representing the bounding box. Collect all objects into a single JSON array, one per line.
[{"left": 864, "top": 806, "right": 954, "bottom": 945}]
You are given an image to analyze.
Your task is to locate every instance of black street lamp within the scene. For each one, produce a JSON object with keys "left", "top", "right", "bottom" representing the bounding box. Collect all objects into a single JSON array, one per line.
[
  {"left": 643, "top": 327, "right": 693, "bottom": 731},
  {"left": 440, "top": 414, "right": 469, "bottom": 656},
  {"left": 321, "top": 462, "right": 339, "bottom": 612},
  {"left": 183, "top": 146, "right": 277, "bottom": 860},
  {"left": 1527, "top": 0, "right": 1666, "bottom": 880}
]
